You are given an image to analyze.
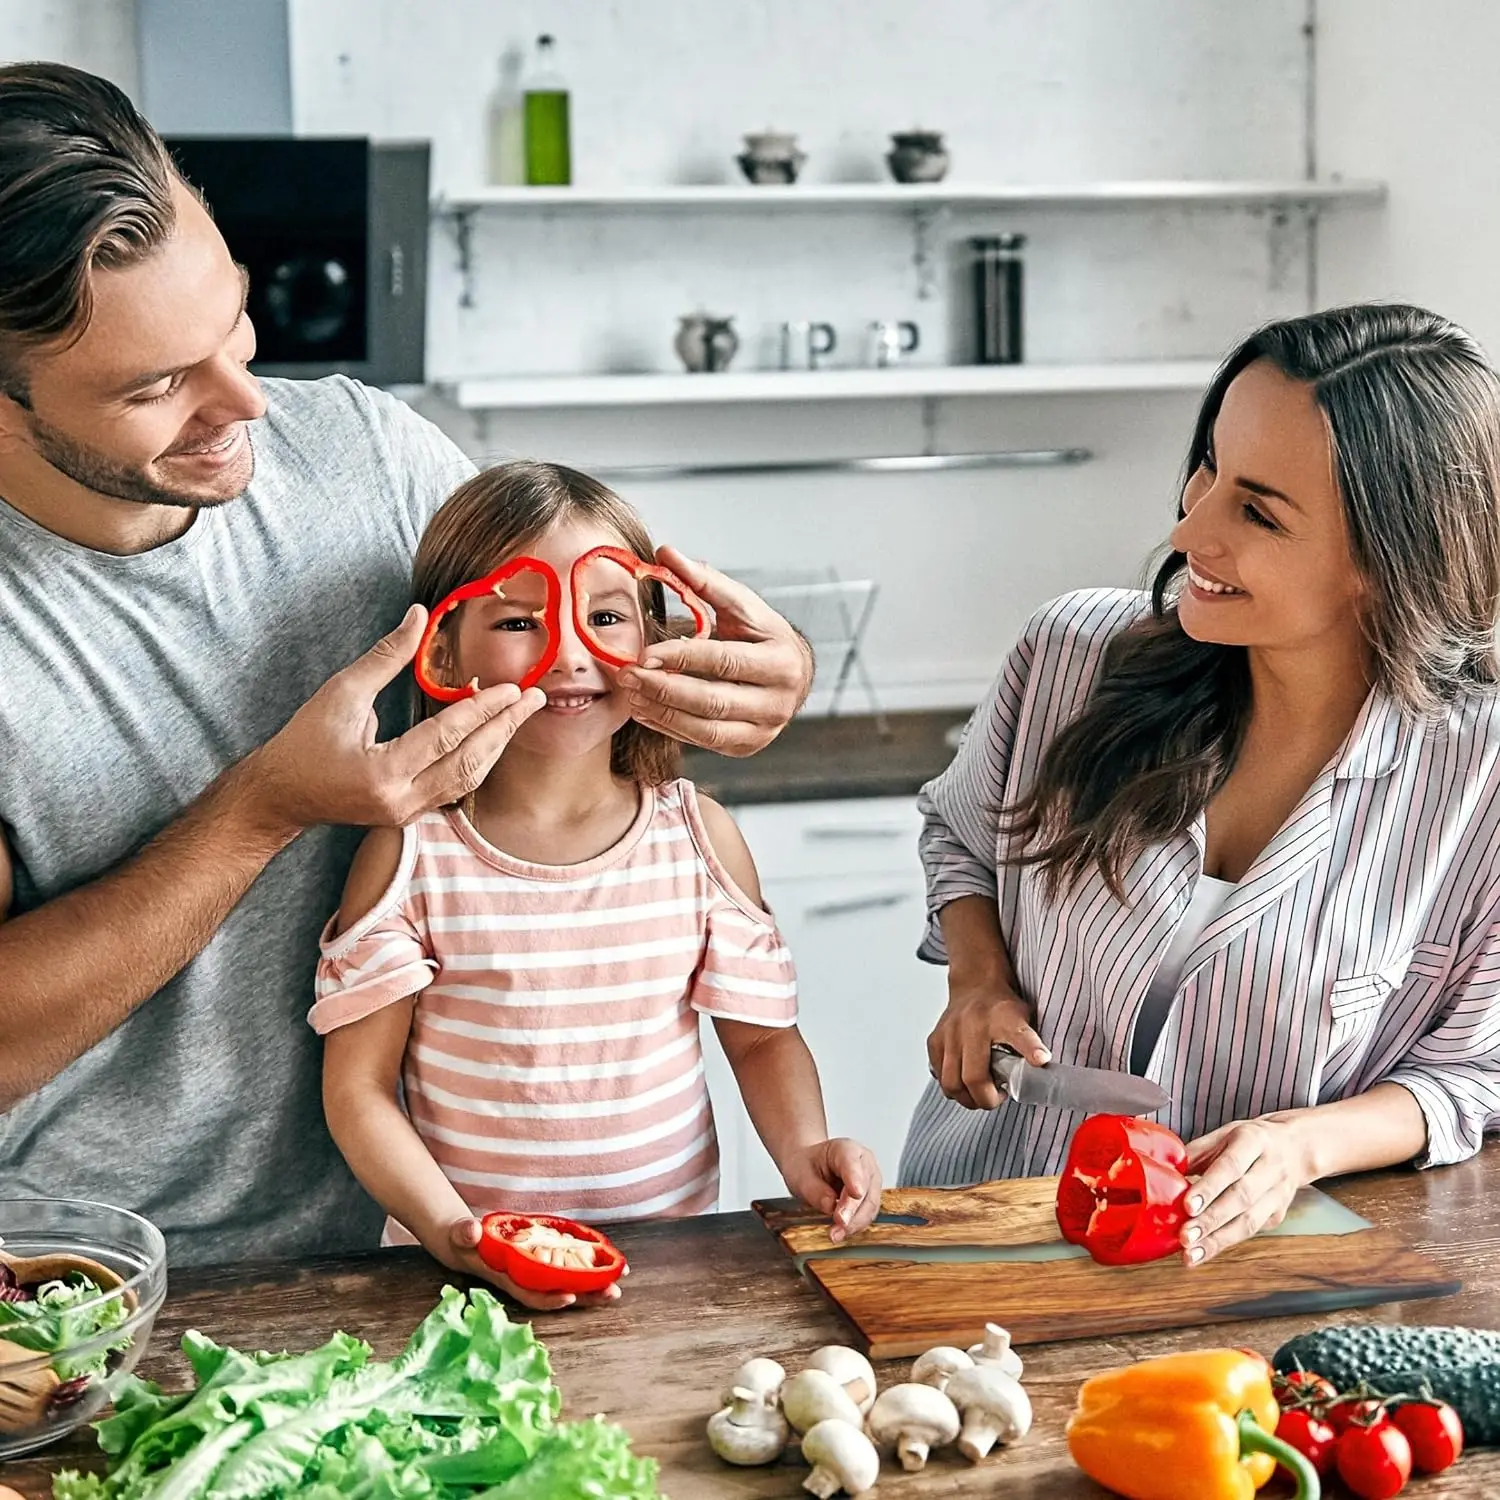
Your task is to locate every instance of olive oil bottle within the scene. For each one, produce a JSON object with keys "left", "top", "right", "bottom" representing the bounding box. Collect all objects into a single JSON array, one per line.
[{"left": 524, "top": 34, "right": 571, "bottom": 186}]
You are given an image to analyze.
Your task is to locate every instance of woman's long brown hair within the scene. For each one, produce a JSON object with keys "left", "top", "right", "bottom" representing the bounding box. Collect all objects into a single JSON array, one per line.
[
  {"left": 411, "top": 460, "right": 681, "bottom": 788},
  {"left": 1005, "top": 303, "right": 1500, "bottom": 898}
]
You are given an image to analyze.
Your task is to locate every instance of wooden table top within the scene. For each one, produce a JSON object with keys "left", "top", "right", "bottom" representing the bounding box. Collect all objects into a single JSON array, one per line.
[{"left": 7, "top": 1141, "right": 1500, "bottom": 1498}]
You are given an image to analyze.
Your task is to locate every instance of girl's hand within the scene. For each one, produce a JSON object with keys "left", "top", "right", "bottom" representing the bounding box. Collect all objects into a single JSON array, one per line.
[
  {"left": 780, "top": 1138, "right": 882, "bottom": 1243},
  {"left": 928, "top": 975, "right": 1050, "bottom": 1110},
  {"left": 1179, "top": 1114, "right": 1314, "bottom": 1266},
  {"left": 436, "top": 1216, "right": 625, "bottom": 1311}
]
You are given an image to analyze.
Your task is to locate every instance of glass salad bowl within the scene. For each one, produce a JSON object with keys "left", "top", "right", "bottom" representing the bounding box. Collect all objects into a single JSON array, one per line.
[{"left": 0, "top": 1197, "right": 167, "bottom": 1459}]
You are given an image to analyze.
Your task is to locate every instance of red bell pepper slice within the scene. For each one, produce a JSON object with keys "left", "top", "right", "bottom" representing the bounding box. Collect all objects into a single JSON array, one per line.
[
  {"left": 1055, "top": 1113, "right": 1191, "bottom": 1266},
  {"left": 414, "top": 556, "right": 563, "bottom": 703},
  {"left": 569, "top": 545, "right": 711, "bottom": 670},
  {"left": 476, "top": 1211, "right": 628, "bottom": 1294}
]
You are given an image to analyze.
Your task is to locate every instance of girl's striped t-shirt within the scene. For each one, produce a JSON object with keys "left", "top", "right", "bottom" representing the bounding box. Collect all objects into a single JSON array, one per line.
[{"left": 311, "top": 779, "right": 796, "bottom": 1235}]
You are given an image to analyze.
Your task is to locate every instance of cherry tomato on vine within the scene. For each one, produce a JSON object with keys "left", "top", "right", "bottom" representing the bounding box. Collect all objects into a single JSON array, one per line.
[
  {"left": 1328, "top": 1395, "right": 1388, "bottom": 1432},
  {"left": 1276, "top": 1369, "right": 1337, "bottom": 1407},
  {"left": 1336, "top": 1418, "right": 1413, "bottom": 1500},
  {"left": 1392, "top": 1399, "right": 1464, "bottom": 1473},
  {"left": 1275, "top": 1406, "right": 1337, "bottom": 1476}
]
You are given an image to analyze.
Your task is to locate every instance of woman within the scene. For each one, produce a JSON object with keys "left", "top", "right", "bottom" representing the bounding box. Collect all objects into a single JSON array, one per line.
[{"left": 902, "top": 303, "right": 1500, "bottom": 1266}]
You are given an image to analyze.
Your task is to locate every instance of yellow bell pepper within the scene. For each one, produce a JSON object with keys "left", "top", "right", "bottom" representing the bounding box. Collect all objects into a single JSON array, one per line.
[{"left": 1066, "top": 1349, "right": 1320, "bottom": 1500}]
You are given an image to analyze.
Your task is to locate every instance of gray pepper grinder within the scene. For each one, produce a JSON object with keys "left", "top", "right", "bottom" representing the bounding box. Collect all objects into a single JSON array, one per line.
[{"left": 972, "top": 233, "right": 1025, "bottom": 364}]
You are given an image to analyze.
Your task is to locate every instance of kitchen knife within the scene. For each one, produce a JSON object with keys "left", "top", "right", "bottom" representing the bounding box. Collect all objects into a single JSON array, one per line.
[{"left": 990, "top": 1045, "right": 1171, "bottom": 1114}]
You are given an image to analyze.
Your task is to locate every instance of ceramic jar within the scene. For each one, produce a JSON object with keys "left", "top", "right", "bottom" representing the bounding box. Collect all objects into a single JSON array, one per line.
[
  {"left": 675, "top": 314, "right": 740, "bottom": 372},
  {"left": 736, "top": 131, "right": 806, "bottom": 186},
  {"left": 887, "top": 130, "right": 950, "bottom": 184}
]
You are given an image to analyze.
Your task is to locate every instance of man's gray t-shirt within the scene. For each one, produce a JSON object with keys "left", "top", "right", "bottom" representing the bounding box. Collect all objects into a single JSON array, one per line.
[{"left": 0, "top": 376, "right": 476, "bottom": 1265}]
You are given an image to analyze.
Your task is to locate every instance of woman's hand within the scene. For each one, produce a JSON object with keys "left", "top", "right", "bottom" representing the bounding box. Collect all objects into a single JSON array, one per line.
[
  {"left": 434, "top": 1215, "right": 625, "bottom": 1311},
  {"left": 928, "top": 975, "right": 1051, "bottom": 1110},
  {"left": 615, "top": 548, "right": 813, "bottom": 757},
  {"left": 1179, "top": 1114, "right": 1314, "bottom": 1266},
  {"left": 780, "top": 1138, "right": 882, "bottom": 1243}
]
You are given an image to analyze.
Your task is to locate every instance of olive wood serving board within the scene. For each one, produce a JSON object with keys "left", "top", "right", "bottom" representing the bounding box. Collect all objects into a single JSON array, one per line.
[{"left": 753, "top": 1175, "right": 1461, "bottom": 1358}]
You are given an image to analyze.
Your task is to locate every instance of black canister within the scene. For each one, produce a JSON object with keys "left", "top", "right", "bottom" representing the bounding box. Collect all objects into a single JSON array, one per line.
[{"left": 972, "top": 233, "right": 1025, "bottom": 364}]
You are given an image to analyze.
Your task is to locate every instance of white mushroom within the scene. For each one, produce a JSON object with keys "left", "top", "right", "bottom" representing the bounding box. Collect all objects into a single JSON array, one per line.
[
  {"left": 707, "top": 1385, "right": 791, "bottom": 1466},
  {"left": 966, "top": 1322, "right": 1024, "bottom": 1378},
  {"left": 910, "top": 1344, "right": 974, "bottom": 1393},
  {"left": 782, "top": 1368, "right": 863, "bottom": 1435},
  {"left": 801, "top": 1419, "right": 880, "bottom": 1498},
  {"left": 866, "top": 1381, "right": 961, "bottom": 1471},
  {"left": 719, "top": 1355, "right": 785, "bottom": 1409},
  {"left": 946, "top": 1362, "right": 1033, "bottom": 1461},
  {"left": 805, "top": 1345, "right": 877, "bottom": 1415}
]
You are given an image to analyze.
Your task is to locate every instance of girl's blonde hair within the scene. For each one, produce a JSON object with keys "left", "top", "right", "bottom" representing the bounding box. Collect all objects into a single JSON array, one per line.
[{"left": 411, "top": 460, "right": 682, "bottom": 787}]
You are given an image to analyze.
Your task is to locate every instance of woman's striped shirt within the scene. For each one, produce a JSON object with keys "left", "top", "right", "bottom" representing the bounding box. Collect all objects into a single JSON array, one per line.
[
  {"left": 901, "top": 588, "right": 1500, "bottom": 1187},
  {"left": 311, "top": 779, "right": 796, "bottom": 1236}
]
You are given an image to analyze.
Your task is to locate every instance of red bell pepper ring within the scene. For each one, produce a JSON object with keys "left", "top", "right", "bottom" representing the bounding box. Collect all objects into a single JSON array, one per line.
[
  {"left": 414, "top": 556, "right": 563, "bottom": 703},
  {"left": 1055, "top": 1113, "right": 1191, "bottom": 1266},
  {"left": 476, "top": 1211, "right": 628, "bottom": 1295},
  {"left": 569, "top": 545, "right": 711, "bottom": 670}
]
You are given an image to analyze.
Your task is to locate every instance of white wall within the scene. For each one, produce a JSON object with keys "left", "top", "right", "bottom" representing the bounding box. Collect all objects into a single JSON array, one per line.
[
  {"left": 3, "top": 0, "right": 1323, "bottom": 707},
  {"left": 0, "top": 0, "right": 137, "bottom": 91},
  {"left": 297, "top": 0, "right": 1315, "bottom": 707},
  {"left": 1316, "top": 0, "right": 1500, "bottom": 357}
]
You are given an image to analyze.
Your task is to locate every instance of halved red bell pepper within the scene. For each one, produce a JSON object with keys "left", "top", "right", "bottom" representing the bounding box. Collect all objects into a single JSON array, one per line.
[
  {"left": 1056, "top": 1113, "right": 1191, "bottom": 1266},
  {"left": 569, "top": 545, "right": 711, "bottom": 670},
  {"left": 477, "top": 1211, "right": 628, "bottom": 1294},
  {"left": 414, "top": 556, "right": 563, "bottom": 703}
]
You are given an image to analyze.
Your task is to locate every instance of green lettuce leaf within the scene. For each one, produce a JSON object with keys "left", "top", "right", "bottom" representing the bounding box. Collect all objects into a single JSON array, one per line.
[
  {"left": 202, "top": 1288, "right": 554, "bottom": 1500},
  {"left": 0, "top": 1273, "right": 132, "bottom": 1380},
  {"left": 472, "top": 1418, "right": 659, "bottom": 1500},
  {"left": 48, "top": 1288, "right": 654, "bottom": 1500}
]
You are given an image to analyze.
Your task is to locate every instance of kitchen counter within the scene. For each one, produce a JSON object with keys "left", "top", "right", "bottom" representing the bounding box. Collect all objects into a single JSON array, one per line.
[
  {"left": 682, "top": 707, "right": 971, "bottom": 805},
  {"left": 10, "top": 1141, "right": 1500, "bottom": 1498}
]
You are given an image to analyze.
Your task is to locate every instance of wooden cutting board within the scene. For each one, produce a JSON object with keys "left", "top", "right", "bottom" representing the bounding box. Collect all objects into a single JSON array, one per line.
[{"left": 753, "top": 1175, "right": 1460, "bottom": 1358}]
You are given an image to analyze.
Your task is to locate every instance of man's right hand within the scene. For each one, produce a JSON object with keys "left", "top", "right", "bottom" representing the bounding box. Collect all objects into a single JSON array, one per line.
[
  {"left": 927, "top": 975, "right": 1051, "bottom": 1111},
  {"left": 244, "top": 605, "right": 545, "bottom": 837}
]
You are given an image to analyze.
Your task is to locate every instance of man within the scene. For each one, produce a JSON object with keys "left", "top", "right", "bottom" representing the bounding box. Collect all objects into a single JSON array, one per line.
[{"left": 0, "top": 63, "right": 811, "bottom": 1264}]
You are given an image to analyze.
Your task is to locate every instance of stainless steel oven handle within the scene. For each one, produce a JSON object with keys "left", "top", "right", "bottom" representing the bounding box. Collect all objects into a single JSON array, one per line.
[{"left": 805, "top": 891, "right": 911, "bottom": 919}]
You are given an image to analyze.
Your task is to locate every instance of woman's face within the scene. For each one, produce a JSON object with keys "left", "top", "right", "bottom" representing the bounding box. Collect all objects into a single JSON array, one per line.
[
  {"left": 444, "top": 515, "right": 644, "bottom": 761},
  {"left": 1171, "top": 358, "right": 1366, "bottom": 658}
]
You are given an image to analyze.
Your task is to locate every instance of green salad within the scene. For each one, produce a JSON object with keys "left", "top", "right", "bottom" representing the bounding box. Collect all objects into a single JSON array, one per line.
[
  {"left": 0, "top": 1272, "right": 132, "bottom": 1382},
  {"left": 50, "top": 1286, "right": 660, "bottom": 1500}
]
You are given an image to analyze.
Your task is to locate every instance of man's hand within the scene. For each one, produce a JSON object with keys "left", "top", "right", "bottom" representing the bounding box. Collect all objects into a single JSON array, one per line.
[
  {"left": 616, "top": 547, "right": 813, "bottom": 757},
  {"left": 244, "top": 605, "right": 545, "bottom": 837},
  {"left": 1179, "top": 1114, "right": 1314, "bottom": 1266}
]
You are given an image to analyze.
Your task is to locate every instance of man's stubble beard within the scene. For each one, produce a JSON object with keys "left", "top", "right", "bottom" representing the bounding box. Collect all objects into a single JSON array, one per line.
[{"left": 26, "top": 411, "right": 254, "bottom": 508}]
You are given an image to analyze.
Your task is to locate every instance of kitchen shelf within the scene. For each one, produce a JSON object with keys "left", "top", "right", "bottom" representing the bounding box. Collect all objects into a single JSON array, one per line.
[
  {"left": 435, "top": 179, "right": 1387, "bottom": 213},
  {"left": 447, "top": 360, "right": 1221, "bottom": 411}
]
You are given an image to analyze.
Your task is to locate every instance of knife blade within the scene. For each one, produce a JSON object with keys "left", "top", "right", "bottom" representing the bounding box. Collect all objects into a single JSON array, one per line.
[{"left": 990, "top": 1045, "right": 1171, "bottom": 1114}]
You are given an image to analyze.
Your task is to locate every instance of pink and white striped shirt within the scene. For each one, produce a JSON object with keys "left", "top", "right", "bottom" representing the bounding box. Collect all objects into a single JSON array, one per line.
[
  {"left": 902, "top": 588, "right": 1500, "bottom": 1187},
  {"left": 311, "top": 779, "right": 796, "bottom": 1232}
]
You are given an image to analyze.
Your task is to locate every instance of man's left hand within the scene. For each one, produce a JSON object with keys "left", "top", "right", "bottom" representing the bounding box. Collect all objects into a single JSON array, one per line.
[
  {"left": 616, "top": 546, "right": 813, "bottom": 757},
  {"left": 1179, "top": 1113, "right": 1313, "bottom": 1266}
]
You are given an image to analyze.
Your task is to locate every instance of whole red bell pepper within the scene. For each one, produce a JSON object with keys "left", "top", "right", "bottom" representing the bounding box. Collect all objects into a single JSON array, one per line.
[
  {"left": 570, "top": 545, "right": 711, "bottom": 670},
  {"left": 477, "top": 1211, "right": 628, "bottom": 1295},
  {"left": 1056, "top": 1114, "right": 1191, "bottom": 1266},
  {"left": 414, "top": 556, "right": 563, "bottom": 703}
]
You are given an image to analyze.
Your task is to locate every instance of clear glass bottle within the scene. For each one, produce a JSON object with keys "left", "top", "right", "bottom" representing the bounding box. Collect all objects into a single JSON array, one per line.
[
  {"left": 524, "top": 34, "right": 571, "bottom": 186},
  {"left": 486, "top": 48, "right": 526, "bottom": 186}
]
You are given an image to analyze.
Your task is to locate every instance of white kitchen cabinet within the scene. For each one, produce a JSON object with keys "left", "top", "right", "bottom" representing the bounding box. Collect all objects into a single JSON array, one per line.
[{"left": 700, "top": 796, "right": 948, "bottom": 1212}]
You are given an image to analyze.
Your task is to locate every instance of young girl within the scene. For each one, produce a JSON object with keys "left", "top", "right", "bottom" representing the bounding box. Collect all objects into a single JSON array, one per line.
[{"left": 312, "top": 460, "right": 880, "bottom": 1308}]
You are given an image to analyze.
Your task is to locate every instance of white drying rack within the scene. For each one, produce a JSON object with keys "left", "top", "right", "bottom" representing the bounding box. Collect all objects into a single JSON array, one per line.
[{"left": 729, "top": 566, "right": 885, "bottom": 728}]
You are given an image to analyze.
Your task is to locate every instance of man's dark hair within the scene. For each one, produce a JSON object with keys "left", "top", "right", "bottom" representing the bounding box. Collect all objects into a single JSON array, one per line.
[{"left": 0, "top": 62, "right": 177, "bottom": 405}]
